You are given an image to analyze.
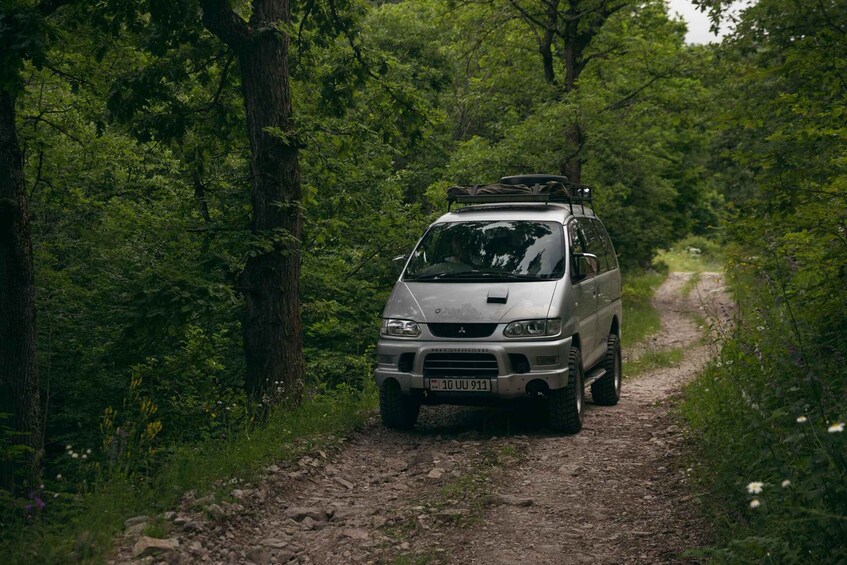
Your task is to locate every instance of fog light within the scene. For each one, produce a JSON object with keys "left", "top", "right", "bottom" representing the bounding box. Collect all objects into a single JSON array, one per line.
[
  {"left": 377, "top": 355, "right": 396, "bottom": 365},
  {"left": 536, "top": 355, "right": 559, "bottom": 366}
]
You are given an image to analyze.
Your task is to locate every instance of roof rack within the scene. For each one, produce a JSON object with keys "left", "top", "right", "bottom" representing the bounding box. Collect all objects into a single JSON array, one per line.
[{"left": 447, "top": 175, "right": 593, "bottom": 215}]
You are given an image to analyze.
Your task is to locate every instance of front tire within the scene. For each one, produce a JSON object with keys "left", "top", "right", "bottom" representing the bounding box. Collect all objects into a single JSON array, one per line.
[
  {"left": 379, "top": 380, "right": 420, "bottom": 430},
  {"left": 591, "top": 334, "right": 622, "bottom": 406},
  {"left": 548, "top": 346, "right": 583, "bottom": 433}
]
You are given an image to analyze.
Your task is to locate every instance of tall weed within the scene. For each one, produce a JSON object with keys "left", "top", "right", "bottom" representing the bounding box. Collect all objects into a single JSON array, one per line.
[{"left": 682, "top": 255, "right": 847, "bottom": 562}]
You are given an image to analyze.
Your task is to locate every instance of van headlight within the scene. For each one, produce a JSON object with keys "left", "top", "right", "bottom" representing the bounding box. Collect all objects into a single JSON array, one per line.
[
  {"left": 381, "top": 319, "right": 422, "bottom": 337},
  {"left": 504, "top": 318, "right": 562, "bottom": 338}
]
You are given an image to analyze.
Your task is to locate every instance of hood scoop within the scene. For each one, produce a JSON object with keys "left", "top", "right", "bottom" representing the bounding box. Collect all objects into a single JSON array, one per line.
[{"left": 487, "top": 287, "right": 509, "bottom": 304}]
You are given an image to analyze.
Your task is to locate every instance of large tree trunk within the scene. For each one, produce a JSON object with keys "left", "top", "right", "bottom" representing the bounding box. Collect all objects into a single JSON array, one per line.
[
  {"left": 201, "top": 0, "right": 305, "bottom": 404},
  {"left": 0, "top": 89, "right": 42, "bottom": 494}
]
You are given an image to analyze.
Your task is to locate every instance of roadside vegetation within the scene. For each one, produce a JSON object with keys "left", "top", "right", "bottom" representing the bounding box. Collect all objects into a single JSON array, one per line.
[
  {"left": 621, "top": 270, "right": 666, "bottom": 350},
  {"left": 679, "top": 0, "right": 847, "bottom": 561},
  {"left": 3, "top": 384, "right": 376, "bottom": 563},
  {"left": 1, "top": 0, "right": 843, "bottom": 561},
  {"left": 683, "top": 255, "right": 847, "bottom": 563}
]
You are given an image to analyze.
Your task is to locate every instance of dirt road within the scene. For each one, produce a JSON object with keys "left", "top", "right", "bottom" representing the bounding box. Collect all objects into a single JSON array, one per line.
[{"left": 117, "top": 271, "right": 733, "bottom": 565}]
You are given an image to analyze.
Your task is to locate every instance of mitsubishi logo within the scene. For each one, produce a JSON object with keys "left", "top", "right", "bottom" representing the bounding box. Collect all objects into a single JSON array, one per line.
[{"left": 458, "top": 326, "right": 467, "bottom": 335}]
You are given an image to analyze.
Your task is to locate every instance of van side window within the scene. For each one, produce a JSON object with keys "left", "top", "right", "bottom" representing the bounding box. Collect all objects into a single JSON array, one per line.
[
  {"left": 568, "top": 221, "right": 585, "bottom": 255},
  {"left": 567, "top": 221, "right": 588, "bottom": 282},
  {"left": 577, "top": 218, "right": 609, "bottom": 273},
  {"left": 592, "top": 219, "right": 618, "bottom": 271}
]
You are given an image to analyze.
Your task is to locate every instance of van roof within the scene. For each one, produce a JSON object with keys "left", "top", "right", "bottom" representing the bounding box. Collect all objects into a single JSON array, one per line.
[{"left": 434, "top": 202, "right": 596, "bottom": 225}]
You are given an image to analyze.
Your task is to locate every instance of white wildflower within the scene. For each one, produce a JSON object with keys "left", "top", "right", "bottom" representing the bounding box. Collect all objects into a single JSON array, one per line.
[
  {"left": 746, "top": 481, "right": 764, "bottom": 494},
  {"left": 716, "top": 362, "right": 723, "bottom": 368},
  {"left": 828, "top": 422, "right": 845, "bottom": 433},
  {"left": 86, "top": 448, "right": 92, "bottom": 454},
  {"left": 796, "top": 416, "right": 808, "bottom": 424},
  {"left": 65, "top": 445, "right": 72, "bottom": 451},
  {"left": 757, "top": 326, "right": 765, "bottom": 331},
  {"left": 71, "top": 452, "right": 79, "bottom": 459},
  {"left": 750, "top": 499, "right": 761, "bottom": 509},
  {"left": 56, "top": 474, "right": 62, "bottom": 480},
  {"left": 81, "top": 454, "right": 87, "bottom": 460},
  {"left": 781, "top": 480, "right": 791, "bottom": 488}
]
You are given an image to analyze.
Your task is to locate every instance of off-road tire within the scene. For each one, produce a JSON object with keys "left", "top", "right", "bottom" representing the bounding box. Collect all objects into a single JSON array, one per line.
[
  {"left": 379, "top": 380, "right": 420, "bottom": 429},
  {"left": 548, "top": 346, "right": 583, "bottom": 433},
  {"left": 591, "top": 334, "right": 622, "bottom": 406}
]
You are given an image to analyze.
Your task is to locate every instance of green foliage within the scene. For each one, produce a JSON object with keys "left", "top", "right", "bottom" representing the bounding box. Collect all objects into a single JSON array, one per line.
[
  {"left": 654, "top": 235, "right": 724, "bottom": 273},
  {"left": 621, "top": 269, "right": 665, "bottom": 348},
  {"left": 7, "top": 0, "right": 842, "bottom": 560},
  {"left": 1, "top": 383, "right": 376, "bottom": 564},
  {"left": 681, "top": 1, "right": 847, "bottom": 558},
  {"left": 626, "top": 348, "right": 684, "bottom": 378},
  {"left": 683, "top": 264, "right": 847, "bottom": 562},
  {"left": 427, "top": 0, "right": 724, "bottom": 268}
]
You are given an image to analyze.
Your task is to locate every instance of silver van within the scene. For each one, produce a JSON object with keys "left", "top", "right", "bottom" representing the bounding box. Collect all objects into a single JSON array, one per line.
[{"left": 375, "top": 175, "right": 622, "bottom": 433}]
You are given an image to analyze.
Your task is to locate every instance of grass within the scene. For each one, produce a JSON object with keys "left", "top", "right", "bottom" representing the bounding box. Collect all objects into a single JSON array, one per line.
[
  {"left": 141, "top": 517, "right": 168, "bottom": 539},
  {"left": 621, "top": 269, "right": 666, "bottom": 349},
  {"left": 680, "top": 271, "right": 702, "bottom": 298},
  {"left": 680, "top": 263, "right": 847, "bottom": 563},
  {"left": 653, "top": 235, "right": 724, "bottom": 274},
  {"left": 2, "top": 384, "right": 377, "bottom": 564},
  {"left": 624, "top": 348, "right": 684, "bottom": 378}
]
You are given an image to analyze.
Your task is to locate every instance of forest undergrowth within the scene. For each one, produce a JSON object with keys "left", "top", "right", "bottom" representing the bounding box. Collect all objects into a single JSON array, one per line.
[
  {"left": 682, "top": 251, "right": 847, "bottom": 563},
  {"left": 1, "top": 383, "right": 376, "bottom": 564}
]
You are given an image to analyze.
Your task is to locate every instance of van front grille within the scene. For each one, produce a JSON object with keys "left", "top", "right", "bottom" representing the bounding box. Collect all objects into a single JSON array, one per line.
[
  {"left": 428, "top": 323, "right": 498, "bottom": 338},
  {"left": 423, "top": 353, "right": 499, "bottom": 378}
]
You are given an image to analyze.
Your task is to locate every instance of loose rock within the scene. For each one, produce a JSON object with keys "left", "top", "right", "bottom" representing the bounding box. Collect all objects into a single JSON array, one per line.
[{"left": 132, "top": 536, "right": 179, "bottom": 558}]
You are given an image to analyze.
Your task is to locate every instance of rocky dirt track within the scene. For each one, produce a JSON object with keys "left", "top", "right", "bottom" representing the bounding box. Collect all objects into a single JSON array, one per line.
[{"left": 115, "top": 271, "right": 733, "bottom": 565}]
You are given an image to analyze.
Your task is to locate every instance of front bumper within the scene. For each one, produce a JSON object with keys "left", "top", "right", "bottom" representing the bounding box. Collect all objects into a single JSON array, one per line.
[{"left": 374, "top": 336, "right": 573, "bottom": 401}]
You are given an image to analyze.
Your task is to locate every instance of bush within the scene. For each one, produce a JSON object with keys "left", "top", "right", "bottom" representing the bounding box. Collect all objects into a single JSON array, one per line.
[{"left": 682, "top": 259, "right": 847, "bottom": 563}]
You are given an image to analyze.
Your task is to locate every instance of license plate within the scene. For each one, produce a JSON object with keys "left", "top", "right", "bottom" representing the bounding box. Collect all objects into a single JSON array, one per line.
[{"left": 428, "top": 378, "right": 492, "bottom": 392}]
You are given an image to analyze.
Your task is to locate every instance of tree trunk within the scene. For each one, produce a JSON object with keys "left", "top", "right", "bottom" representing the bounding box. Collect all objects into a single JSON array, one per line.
[
  {"left": 540, "top": 0, "right": 560, "bottom": 85},
  {"left": 200, "top": 0, "right": 305, "bottom": 404},
  {"left": 540, "top": 34, "right": 556, "bottom": 85},
  {"left": 0, "top": 89, "right": 42, "bottom": 495}
]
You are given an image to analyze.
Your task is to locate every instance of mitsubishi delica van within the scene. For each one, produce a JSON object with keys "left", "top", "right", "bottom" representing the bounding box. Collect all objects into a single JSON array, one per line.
[{"left": 374, "top": 175, "right": 622, "bottom": 433}]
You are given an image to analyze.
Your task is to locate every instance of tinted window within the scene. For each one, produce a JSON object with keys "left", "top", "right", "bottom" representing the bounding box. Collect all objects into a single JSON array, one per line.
[
  {"left": 568, "top": 221, "right": 585, "bottom": 255},
  {"left": 592, "top": 219, "right": 618, "bottom": 271},
  {"left": 577, "top": 218, "right": 609, "bottom": 273},
  {"left": 568, "top": 221, "right": 587, "bottom": 280}
]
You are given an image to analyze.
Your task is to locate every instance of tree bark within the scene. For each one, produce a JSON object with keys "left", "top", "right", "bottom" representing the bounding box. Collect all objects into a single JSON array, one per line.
[
  {"left": 0, "top": 89, "right": 42, "bottom": 495},
  {"left": 540, "top": 0, "right": 559, "bottom": 85},
  {"left": 200, "top": 0, "right": 305, "bottom": 404}
]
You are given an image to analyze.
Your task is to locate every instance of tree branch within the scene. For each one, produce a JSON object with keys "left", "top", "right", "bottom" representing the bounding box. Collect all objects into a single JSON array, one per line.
[
  {"left": 199, "top": 0, "right": 252, "bottom": 49},
  {"left": 602, "top": 63, "right": 683, "bottom": 112},
  {"left": 37, "top": 0, "right": 74, "bottom": 16},
  {"left": 508, "top": 0, "right": 556, "bottom": 33}
]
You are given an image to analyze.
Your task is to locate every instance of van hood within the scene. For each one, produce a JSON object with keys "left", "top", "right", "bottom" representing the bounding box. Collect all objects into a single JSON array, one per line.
[{"left": 383, "top": 281, "right": 559, "bottom": 323}]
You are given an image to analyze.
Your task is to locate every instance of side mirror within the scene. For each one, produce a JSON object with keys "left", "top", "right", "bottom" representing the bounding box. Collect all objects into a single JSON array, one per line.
[
  {"left": 572, "top": 253, "right": 599, "bottom": 281},
  {"left": 391, "top": 255, "right": 408, "bottom": 276}
]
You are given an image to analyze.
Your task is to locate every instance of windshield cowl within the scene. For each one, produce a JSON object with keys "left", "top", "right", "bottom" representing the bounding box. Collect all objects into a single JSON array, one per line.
[{"left": 405, "top": 270, "right": 552, "bottom": 282}]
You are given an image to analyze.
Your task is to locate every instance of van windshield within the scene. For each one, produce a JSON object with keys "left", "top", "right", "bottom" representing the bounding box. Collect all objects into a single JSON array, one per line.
[{"left": 404, "top": 220, "right": 565, "bottom": 281}]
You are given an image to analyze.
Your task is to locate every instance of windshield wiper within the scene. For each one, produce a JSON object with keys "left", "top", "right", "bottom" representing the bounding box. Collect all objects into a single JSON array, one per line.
[
  {"left": 407, "top": 272, "right": 449, "bottom": 280},
  {"left": 409, "top": 271, "right": 548, "bottom": 281}
]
